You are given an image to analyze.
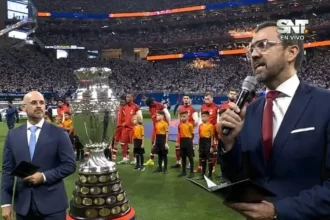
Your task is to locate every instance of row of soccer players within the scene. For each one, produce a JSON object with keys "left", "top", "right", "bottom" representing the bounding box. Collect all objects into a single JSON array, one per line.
[{"left": 110, "top": 91, "right": 237, "bottom": 177}]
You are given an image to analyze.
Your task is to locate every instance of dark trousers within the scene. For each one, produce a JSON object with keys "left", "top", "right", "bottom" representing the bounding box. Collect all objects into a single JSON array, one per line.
[
  {"left": 155, "top": 142, "right": 168, "bottom": 169},
  {"left": 134, "top": 139, "right": 145, "bottom": 166},
  {"left": 199, "top": 138, "right": 213, "bottom": 177},
  {"left": 16, "top": 198, "right": 66, "bottom": 220},
  {"left": 180, "top": 147, "right": 194, "bottom": 173},
  {"left": 76, "top": 143, "right": 84, "bottom": 161}
]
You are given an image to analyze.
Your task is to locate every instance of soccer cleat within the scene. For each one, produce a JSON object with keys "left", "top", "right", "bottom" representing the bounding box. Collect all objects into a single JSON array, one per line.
[
  {"left": 194, "top": 166, "right": 202, "bottom": 173},
  {"left": 153, "top": 167, "right": 163, "bottom": 173},
  {"left": 130, "top": 160, "right": 136, "bottom": 165},
  {"left": 117, "top": 159, "right": 129, "bottom": 165},
  {"left": 207, "top": 175, "right": 213, "bottom": 181},
  {"left": 177, "top": 172, "right": 186, "bottom": 177},
  {"left": 143, "top": 159, "right": 154, "bottom": 166},
  {"left": 140, "top": 166, "right": 145, "bottom": 171},
  {"left": 134, "top": 166, "right": 140, "bottom": 170},
  {"left": 195, "top": 175, "right": 205, "bottom": 180},
  {"left": 187, "top": 173, "right": 194, "bottom": 179},
  {"left": 170, "top": 164, "right": 181, "bottom": 168}
]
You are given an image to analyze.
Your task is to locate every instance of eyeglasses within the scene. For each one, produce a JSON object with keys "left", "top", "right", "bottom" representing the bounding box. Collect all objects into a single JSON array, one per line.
[{"left": 246, "top": 39, "right": 282, "bottom": 58}]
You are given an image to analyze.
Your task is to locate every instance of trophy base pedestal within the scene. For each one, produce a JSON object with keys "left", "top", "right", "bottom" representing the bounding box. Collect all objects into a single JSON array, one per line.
[{"left": 67, "top": 207, "right": 136, "bottom": 220}]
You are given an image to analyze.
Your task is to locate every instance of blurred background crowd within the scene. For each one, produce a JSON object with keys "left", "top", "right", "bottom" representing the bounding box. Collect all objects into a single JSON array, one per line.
[{"left": 0, "top": 0, "right": 329, "bottom": 100}]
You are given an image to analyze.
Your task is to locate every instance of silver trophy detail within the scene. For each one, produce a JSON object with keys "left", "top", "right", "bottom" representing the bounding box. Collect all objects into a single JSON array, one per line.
[{"left": 68, "top": 67, "right": 132, "bottom": 219}]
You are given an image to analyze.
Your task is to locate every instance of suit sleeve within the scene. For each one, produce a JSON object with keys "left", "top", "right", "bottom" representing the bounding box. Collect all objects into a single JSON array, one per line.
[
  {"left": 1, "top": 131, "right": 15, "bottom": 205},
  {"left": 273, "top": 120, "right": 330, "bottom": 220},
  {"left": 43, "top": 129, "right": 76, "bottom": 185}
]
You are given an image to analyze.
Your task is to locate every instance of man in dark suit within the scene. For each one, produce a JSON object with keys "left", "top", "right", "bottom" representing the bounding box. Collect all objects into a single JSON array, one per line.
[
  {"left": 1, "top": 91, "right": 76, "bottom": 220},
  {"left": 218, "top": 21, "right": 330, "bottom": 219},
  {"left": 5, "top": 100, "right": 19, "bottom": 130}
]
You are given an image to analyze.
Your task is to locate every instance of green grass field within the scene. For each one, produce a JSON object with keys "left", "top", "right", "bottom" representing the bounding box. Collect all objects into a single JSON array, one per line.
[{"left": 0, "top": 120, "right": 243, "bottom": 220}]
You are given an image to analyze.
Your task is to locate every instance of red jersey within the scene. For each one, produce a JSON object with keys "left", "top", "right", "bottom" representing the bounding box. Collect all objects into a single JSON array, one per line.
[
  {"left": 57, "top": 105, "right": 70, "bottom": 120},
  {"left": 123, "top": 102, "right": 140, "bottom": 127},
  {"left": 116, "top": 105, "right": 125, "bottom": 126},
  {"left": 219, "top": 101, "right": 230, "bottom": 114},
  {"left": 149, "top": 101, "right": 166, "bottom": 124},
  {"left": 201, "top": 103, "right": 218, "bottom": 125},
  {"left": 178, "top": 105, "right": 196, "bottom": 124}
]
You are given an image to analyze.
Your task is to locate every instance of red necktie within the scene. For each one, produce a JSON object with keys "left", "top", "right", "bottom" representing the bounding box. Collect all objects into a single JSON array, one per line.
[{"left": 262, "top": 91, "right": 279, "bottom": 162}]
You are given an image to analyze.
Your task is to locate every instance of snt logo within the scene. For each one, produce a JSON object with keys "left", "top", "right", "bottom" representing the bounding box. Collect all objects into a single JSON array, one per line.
[{"left": 276, "top": 19, "right": 309, "bottom": 40}]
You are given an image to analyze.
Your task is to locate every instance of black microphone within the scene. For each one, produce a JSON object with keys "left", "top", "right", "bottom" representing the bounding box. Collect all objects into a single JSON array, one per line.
[{"left": 222, "top": 76, "right": 257, "bottom": 136}]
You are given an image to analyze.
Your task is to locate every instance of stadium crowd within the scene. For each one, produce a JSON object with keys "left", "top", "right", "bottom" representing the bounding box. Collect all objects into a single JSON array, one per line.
[
  {"left": 36, "top": 12, "right": 330, "bottom": 48},
  {"left": 0, "top": 47, "right": 329, "bottom": 95},
  {"left": 33, "top": 0, "right": 227, "bottom": 13}
]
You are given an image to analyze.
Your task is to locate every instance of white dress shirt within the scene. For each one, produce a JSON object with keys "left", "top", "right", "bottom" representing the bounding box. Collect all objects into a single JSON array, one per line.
[
  {"left": 2, "top": 119, "right": 46, "bottom": 208},
  {"left": 265, "top": 74, "right": 300, "bottom": 141}
]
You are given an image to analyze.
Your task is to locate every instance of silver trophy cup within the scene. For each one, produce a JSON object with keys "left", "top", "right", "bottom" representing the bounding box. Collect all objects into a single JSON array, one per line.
[
  {"left": 69, "top": 67, "right": 132, "bottom": 219},
  {"left": 70, "top": 67, "right": 119, "bottom": 173}
]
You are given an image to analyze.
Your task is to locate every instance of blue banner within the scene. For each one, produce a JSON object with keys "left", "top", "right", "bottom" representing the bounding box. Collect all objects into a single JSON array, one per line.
[{"left": 135, "top": 93, "right": 228, "bottom": 107}]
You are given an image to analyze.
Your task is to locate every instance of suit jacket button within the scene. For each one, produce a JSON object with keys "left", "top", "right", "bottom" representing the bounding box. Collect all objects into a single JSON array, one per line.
[{"left": 264, "top": 177, "right": 270, "bottom": 183}]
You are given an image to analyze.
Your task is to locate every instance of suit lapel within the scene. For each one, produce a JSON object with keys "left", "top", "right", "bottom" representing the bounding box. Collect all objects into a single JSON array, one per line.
[
  {"left": 253, "top": 98, "right": 267, "bottom": 169},
  {"left": 270, "top": 81, "right": 313, "bottom": 167},
  {"left": 20, "top": 124, "right": 31, "bottom": 162},
  {"left": 32, "top": 122, "right": 48, "bottom": 162}
]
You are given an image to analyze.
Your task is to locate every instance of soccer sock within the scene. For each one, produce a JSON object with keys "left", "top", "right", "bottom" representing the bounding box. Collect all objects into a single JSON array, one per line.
[
  {"left": 189, "top": 156, "right": 194, "bottom": 173},
  {"left": 211, "top": 153, "right": 217, "bottom": 166},
  {"left": 158, "top": 154, "right": 163, "bottom": 169},
  {"left": 175, "top": 148, "right": 181, "bottom": 163},
  {"left": 163, "top": 155, "right": 168, "bottom": 169},
  {"left": 182, "top": 156, "right": 187, "bottom": 173},
  {"left": 127, "top": 146, "right": 130, "bottom": 160},
  {"left": 140, "top": 154, "right": 144, "bottom": 166},
  {"left": 121, "top": 144, "right": 127, "bottom": 158},
  {"left": 208, "top": 160, "right": 214, "bottom": 177},
  {"left": 135, "top": 154, "right": 140, "bottom": 167},
  {"left": 201, "top": 159, "right": 207, "bottom": 176}
]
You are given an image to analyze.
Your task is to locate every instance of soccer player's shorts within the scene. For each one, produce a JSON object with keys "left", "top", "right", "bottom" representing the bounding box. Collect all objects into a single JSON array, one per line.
[
  {"left": 114, "top": 126, "right": 123, "bottom": 143},
  {"left": 199, "top": 137, "right": 212, "bottom": 159},
  {"left": 120, "top": 127, "right": 133, "bottom": 144}
]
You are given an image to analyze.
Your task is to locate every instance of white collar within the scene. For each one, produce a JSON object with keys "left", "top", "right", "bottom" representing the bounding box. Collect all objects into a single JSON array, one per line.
[
  {"left": 266, "top": 74, "right": 300, "bottom": 97},
  {"left": 27, "top": 118, "right": 45, "bottom": 130}
]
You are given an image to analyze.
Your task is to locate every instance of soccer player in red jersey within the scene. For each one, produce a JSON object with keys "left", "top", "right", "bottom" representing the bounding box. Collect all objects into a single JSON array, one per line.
[
  {"left": 111, "top": 99, "right": 126, "bottom": 160},
  {"left": 196, "top": 92, "right": 219, "bottom": 173},
  {"left": 144, "top": 97, "right": 171, "bottom": 166},
  {"left": 56, "top": 99, "right": 70, "bottom": 122},
  {"left": 117, "top": 94, "right": 143, "bottom": 164},
  {"left": 219, "top": 89, "right": 237, "bottom": 115},
  {"left": 171, "top": 95, "right": 198, "bottom": 168}
]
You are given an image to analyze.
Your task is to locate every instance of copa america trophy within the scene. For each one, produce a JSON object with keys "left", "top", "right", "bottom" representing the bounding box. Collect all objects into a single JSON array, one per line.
[{"left": 67, "top": 67, "right": 135, "bottom": 220}]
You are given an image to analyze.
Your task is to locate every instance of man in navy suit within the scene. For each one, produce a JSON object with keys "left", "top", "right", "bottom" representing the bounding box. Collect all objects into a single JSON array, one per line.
[
  {"left": 1, "top": 91, "right": 76, "bottom": 220},
  {"left": 218, "top": 21, "right": 330, "bottom": 219},
  {"left": 5, "top": 101, "right": 19, "bottom": 130}
]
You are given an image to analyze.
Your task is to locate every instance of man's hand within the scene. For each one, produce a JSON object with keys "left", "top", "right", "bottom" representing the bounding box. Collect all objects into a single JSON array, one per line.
[
  {"left": 2, "top": 206, "right": 14, "bottom": 220},
  {"left": 141, "top": 144, "right": 144, "bottom": 149},
  {"left": 218, "top": 102, "right": 247, "bottom": 151},
  {"left": 224, "top": 201, "right": 275, "bottom": 220},
  {"left": 165, "top": 143, "right": 169, "bottom": 149},
  {"left": 24, "top": 172, "right": 45, "bottom": 185}
]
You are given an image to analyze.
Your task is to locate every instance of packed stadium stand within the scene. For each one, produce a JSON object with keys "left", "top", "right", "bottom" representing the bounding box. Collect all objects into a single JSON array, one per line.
[{"left": 1, "top": 0, "right": 330, "bottom": 96}]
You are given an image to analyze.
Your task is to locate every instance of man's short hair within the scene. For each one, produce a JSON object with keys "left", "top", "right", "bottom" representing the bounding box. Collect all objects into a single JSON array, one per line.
[
  {"left": 228, "top": 89, "right": 236, "bottom": 93},
  {"left": 157, "top": 110, "right": 165, "bottom": 116},
  {"left": 145, "top": 97, "right": 154, "bottom": 107},
  {"left": 204, "top": 92, "right": 213, "bottom": 97},
  {"left": 254, "top": 21, "right": 304, "bottom": 71},
  {"left": 180, "top": 111, "right": 189, "bottom": 115},
  {"left": 201, "top": 111, "right": 210, "bottom": 116}
]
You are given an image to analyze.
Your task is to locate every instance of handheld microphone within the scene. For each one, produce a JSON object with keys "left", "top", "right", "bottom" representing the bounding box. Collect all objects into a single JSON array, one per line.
[{"left": 222, "top": 76, "right": 257, "bottom": 136}]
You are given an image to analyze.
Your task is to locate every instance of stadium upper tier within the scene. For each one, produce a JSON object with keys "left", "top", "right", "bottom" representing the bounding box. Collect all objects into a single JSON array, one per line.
[
  {"left": 36, "top": 9, "right": 330, "bottom": 49},
  {"left": 34, "top": 0, "right": 266, "bottom": 14},
  {"left": 0, "top": 46, "right": 329, "bottom": 95}
]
